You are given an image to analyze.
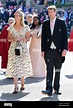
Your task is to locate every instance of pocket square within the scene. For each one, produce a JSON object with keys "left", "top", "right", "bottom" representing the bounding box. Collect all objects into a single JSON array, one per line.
[
  {"left": 47, "top": 39, "right": 49, "bottom": 41},
  {"left": 59, "top": 29, "right": 61, "bottom": 31}
]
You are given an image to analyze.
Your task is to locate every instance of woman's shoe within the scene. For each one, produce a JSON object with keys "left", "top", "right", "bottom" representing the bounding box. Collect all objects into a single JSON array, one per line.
[
  {"left": 13, "top": 87, "right": 19, "bottom": 94},
  {"left": 20, "top": 87, "right": 25, "bottom": 91},
  {"left": 20, "top": 84, "right": 25, "bottom": 91}
]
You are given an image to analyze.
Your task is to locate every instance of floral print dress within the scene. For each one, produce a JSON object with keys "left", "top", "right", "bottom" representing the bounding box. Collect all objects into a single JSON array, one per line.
[{"left": 6, "top": 24, "right": 33, "bottom": 78}]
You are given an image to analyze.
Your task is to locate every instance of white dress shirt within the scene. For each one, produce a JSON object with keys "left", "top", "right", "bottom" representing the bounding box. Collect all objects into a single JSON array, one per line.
[{"left": 50, "top": 17, "right": 56, "bottom": 49}]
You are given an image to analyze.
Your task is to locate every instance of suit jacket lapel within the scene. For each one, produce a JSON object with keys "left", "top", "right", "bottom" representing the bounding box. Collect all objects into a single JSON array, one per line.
[
  {"left": 48, "top": 19, "right": 51, "bottom": 35},
  {"left": 53, "top": 18, "right": 57, "bottom": 35}
]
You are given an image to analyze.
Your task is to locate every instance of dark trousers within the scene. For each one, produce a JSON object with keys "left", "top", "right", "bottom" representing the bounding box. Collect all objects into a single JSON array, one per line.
[{"left": 44, "top": 49, "right": 63, "bottom": 93}]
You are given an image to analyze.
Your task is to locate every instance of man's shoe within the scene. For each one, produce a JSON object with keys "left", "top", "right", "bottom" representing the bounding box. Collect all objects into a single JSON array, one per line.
[
  {"left": 41, "top": 90, "right": 52, "bottom": 97},
  {"left": 54, "top": 90, "right": 61, "bottom": 95}
]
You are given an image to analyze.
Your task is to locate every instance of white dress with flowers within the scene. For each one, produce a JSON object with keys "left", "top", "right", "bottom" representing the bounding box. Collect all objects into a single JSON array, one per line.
[{"left": 6, "top": 24, "right": 33, "bottom": 78}]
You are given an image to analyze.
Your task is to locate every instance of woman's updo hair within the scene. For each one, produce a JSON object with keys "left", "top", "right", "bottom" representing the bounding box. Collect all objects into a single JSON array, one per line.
[
  {"left": 14, "top": 9, "right": 25, "bottom": 25},
  {"left": 30, "top": 15, "right": 41, "bottom": 29}
]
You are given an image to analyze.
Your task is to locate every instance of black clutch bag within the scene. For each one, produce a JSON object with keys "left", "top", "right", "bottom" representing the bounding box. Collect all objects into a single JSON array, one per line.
[{"left": 15, "top": 41, "right": 22, "bottom": 56}]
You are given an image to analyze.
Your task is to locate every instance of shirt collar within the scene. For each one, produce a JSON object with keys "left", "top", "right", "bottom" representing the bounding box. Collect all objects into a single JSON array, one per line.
[{"left": 50, "top": 17, "right": 56, "bottom": 23}]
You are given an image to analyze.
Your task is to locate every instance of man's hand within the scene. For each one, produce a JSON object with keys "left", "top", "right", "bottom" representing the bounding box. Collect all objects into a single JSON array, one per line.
[{"left": 62, "top": 49, "right": 67, "bottom": 57}]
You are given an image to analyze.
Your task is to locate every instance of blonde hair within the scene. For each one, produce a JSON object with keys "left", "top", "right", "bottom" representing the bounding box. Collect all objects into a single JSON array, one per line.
[
  {"left": 47, "top": 5, "right": 57, "bottom": 12},
  {"left": 14, "top": 10, "right": 25, "bottom": 26}
]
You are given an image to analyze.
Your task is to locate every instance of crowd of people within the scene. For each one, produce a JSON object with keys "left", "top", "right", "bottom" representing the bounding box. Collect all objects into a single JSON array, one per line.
[
  {"left": 0, "top": 0, "right": 73, "bottom": 32},
  {"left": 0, "top": 1, "right": 73, "bottom": 96}
]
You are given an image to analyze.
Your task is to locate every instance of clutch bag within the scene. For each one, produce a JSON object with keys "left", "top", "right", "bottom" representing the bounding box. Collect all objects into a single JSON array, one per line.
[{"left": 15, "top": 41, "right": 22, "bottom": 56}]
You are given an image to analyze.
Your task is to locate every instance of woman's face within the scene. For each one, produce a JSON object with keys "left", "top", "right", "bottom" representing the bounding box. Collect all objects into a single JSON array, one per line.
[
  {"left": 14, "top": 12, "right": 21, "bottom": 23},
  {"left": 33, "top": 17, "right": 39, "bottom": 26}
]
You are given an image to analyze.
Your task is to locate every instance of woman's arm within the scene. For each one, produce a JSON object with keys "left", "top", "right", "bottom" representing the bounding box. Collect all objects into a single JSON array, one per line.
[
  {"left": 18, "top": 31, "right": 31, "bottom": 42},
  {"left": 25, "top": 31, "right": 31, "bottom": 41},
  {"left": 7, "top": 31, "right": 17, "bottom": 42}
]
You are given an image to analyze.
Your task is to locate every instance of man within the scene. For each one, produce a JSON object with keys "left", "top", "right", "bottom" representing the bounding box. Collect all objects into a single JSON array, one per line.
[
  {"left": 41, "top": 5, "right": 68, "bottom": 97},
  {"left": 25, "top": 14, "right": 33, "bottom": 28}
]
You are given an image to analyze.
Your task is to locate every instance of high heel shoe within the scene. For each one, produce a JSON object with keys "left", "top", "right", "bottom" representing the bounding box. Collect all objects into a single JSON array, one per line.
[
  {"left": 13, "top": 87, "right": 19, "bottom": 94},
  {"left": 20, "top": 87, "right": 25, "bottom": 90},
  {"left": 20, "top": 84, "right": 25, "bottom": 91}
]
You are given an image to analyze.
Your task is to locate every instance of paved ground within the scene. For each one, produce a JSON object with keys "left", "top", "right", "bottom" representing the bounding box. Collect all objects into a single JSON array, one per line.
[{"left": 0, "top": 51, "right": 73, "bottom": 107}]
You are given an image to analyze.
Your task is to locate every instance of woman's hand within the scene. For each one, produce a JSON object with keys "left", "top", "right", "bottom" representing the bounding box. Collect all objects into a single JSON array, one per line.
[
  {"left": 16, "top": 37, "right": 23, "bottom": 41},
  {"left": 25, "top": 31, "right": 31, "bottom": 38},
  {"left": 25, "top": 37, "right": 30, "bottom": 41},
  {"left": 30, "top": 32, "right": 33, "bottom": 37},
  {"left": 41, "top": 51, "right": 45, "bottom": 58},
  {"left": 13, "top": 37, "right": 18, "bottom": 42},
  {"left": 16, "top": 37, "right": 30, "bottom": 42}
]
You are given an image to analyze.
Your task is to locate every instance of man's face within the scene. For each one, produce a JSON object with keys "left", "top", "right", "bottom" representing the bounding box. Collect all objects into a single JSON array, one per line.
[
  {"left": 48, "top": 9, "right": 56, "bottom": 20},
  {"left": 26, "top": 16, "right": 32, "bottom": 23}
]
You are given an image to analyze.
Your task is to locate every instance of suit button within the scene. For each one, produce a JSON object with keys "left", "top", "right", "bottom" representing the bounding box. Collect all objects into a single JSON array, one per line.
[
  {"left": 47, "top": 39, "right": 49, "bottom": 41},
  {"left": 59, "top": 49, "right": 61, "bottom": 51}
]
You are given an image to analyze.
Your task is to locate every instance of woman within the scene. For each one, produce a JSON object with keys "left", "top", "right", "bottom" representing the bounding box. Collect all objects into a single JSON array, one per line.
[
  {"left": 6, "top": 10, "right": 33, "bottom": 94},
  {"left": 29, "top": 15, "right": 46, "bottom": 77},
  {"left": 0, "top": 17, "right": 15, "bottom": 69}
]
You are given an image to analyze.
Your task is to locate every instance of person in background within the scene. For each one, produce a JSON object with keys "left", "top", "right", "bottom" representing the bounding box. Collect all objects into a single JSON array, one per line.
[
  {"left": 0, "top": 32, "right": 2, "bottom": 57},
  {"left": 6, "top": 10, "right": 33, "bottom": 93},
  {"left": 25, "top": 14, "right": 33, "bottom": 50},
  {"left": 68, "top": 25, "right": 73, "bottom": 52},
  {"left": 29, "top": 15, "right": 46, "bottom": 77},
  {"left": 41, "top": 5, "right": 68, "bottom": 96},
  {"left": 0, "top": 17, "right": 15, "bottom": 71},
  {"left": 25, "top": 14, "right": 33, "bottom": 27},
  {"left": 4, "top": 8, "right": 9, "bottom": 23}
]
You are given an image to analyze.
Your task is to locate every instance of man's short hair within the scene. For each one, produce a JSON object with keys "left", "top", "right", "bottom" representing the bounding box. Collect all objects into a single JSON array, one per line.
[
  {"left": 47, "top": 5, "right": 57, "bottom": 12},
  {"left": 26, "top": 14, "right": 33, "bottom": 18}
]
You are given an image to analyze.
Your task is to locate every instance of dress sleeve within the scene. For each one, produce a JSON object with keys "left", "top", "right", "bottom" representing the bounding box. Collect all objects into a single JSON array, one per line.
[
  {"left": 25, "top": 25, "right": 30, "bottom": 32},
  {"left": 7, "top": 24, "right": 13, "bottom": 34}
]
